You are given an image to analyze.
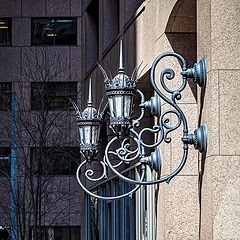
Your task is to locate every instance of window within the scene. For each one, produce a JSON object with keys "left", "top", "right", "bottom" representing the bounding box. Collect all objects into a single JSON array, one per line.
[
  {"left": 0, "top": 227, "right": 9, "bottom": 240},
  {"left": 0, "top": 148, "right": 10, "bottom": 176},
  {"left": 85, "top": 170, "right": 136, "bottom": 240},
  {"left": 32, "top": 18, "right": 77, "bottom": 46},
  {"left": 29, "top": 226, "right": 81, "bottom": 240},
  {"left": 85, "top": 168, "right": 156, "bottom": 240},
  {"left": 0, "top": 82, "right": 11, "bottom": 110},
  {"left": 31, "top": 82, "right": 77, "bottom": 110},
  {"left": 0, "top": 19, "right": 11, "bottom": 46},
  {"left": 30, "top": 147, "right": 81, "bottom": 176}
]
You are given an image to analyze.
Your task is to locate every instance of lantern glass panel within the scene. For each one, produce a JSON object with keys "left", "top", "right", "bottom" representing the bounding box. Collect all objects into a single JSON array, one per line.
[
  {"left": 124, "top": 95, "right": 133, "bottom": 117},
  {"left": 114, "top": 95, "right": 124, "bottom": 118},
  {"left": 92, "top": 125, "right": 99, "bottom": 144},
  {"left": 78, "top": 126, "right": 84, "bottom": 145},
  {"left": 83, "top": 125, "right": 92, "bottom": 145},
  {"left": 108, "top": 96, "right": 114, "bottom": 118}
]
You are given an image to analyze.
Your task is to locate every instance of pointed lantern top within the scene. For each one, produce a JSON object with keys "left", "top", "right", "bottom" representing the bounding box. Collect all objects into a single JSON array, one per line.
[
  {"left": 98, "top": 40, "right": 138, "bottom": 91},
  {"left": 75, "top": 79, "right": 102, "bottom": 121},
  {"left": 87, "top": 78, "right": 93, "bottom": 107},
  {"left": 118, "top": 40, "right": 124, "bottom": 73}
]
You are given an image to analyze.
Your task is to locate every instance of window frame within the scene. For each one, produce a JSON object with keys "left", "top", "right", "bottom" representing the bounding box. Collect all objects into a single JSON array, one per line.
[
  {"left": 0, "top": 147, "right": 11, "bottom": 176},
  {"left": 31, "top": 81, "right": 77, "bottom": 111},
  {"left": 29, "top": 226, "right": 81, "bottom": 240},
  {"left": 31, "top": 17, "right": 77, "bottom": 46},
  {"left": 0, "top": 18, "right": 12, "bottom": 47},
  {"left": 30, "top": 147, "right": 81, "bottom": 176},
  {"left": 0, "top": 82, "right": 12, "bottom": 111},
  {"left": 85, "top": 169, "right": 137, "bottom": 240}
]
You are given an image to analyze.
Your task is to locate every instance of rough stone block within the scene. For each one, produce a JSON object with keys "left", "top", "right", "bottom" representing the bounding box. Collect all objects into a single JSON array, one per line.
[
  {"left": 211, "top": 0, "right": 240, "bottom": 70},
  {"left": 0, "top": 47, "right": 21, "bottom": 82},
  {"left": 46, "top": 47, "right": 71, "bottom": 82},
  {"left": 197, "top": 0, "right": 211, "bottom": 70},
  {"left": 71, "top": 0, "right": 81, "bottom": 16},
  {"left": 199, "top": 154, "right": 213, "bottom": 240},
  {"left": 70, "top": 47, "right": 81, "bottom": 81},
  {"left": 219, "top": 70, "right": 240, "bottom": 155},
  {"left": 0, "top": 0, "right": 21, "bottom": 17},
  {"left": 22, "top": 0, "right": 45, "bottom": 17},
  {"left": 211, "top": 156, "right": 240, "bottom": 239},
  {"left": 157, "top": 176, "right": 199, "bottom": 240},
  {"left": 201, "top": 70, "right": 220, "bottom": 157},
  {"left": 12, "top": 18, "right": 31, "bottom": 47},
  {"left": 46, "top": 0, "right": 71, "bottom": 16}
]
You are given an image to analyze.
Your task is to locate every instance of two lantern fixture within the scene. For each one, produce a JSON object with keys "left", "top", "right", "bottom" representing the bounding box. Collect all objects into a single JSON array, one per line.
[{"left": 72, "top": 41, "right": 207, "bottom": 200}]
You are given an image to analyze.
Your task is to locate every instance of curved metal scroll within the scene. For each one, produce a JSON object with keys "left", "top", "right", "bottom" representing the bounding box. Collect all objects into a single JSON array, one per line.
[{"left": 75, "top": 51, "right": 207, "bottom": 200}]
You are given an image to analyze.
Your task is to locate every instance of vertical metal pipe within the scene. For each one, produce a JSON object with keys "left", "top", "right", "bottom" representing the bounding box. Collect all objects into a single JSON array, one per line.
[
  {"left": 84, "top": 194, "right": 91, "bottom": 240},
  {"left": 112, "top": 181, "right": 116, "bottom": 240},
  {"left": 10, "top": 91, "right": 17, "bottom": 240}
]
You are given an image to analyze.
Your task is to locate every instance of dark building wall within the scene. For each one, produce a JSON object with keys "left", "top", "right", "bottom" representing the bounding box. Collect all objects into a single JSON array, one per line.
[{"left": 0, "top": 0, "right": 84, "bottom": 236}]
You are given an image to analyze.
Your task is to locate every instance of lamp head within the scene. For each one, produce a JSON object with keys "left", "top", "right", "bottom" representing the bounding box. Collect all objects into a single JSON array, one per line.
[
  {"left": 99, "top": 40, "right": 138, "bottom": 137},
  {"left": 72, "top": 79, "right": 103, "bottom": 161}
]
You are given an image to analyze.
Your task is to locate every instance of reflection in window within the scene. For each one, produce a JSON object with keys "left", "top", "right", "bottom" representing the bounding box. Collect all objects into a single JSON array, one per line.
[
  {"left": 30, "top": 147, "right": 81, "bottom": 176},
  {"left": 0, "top": 19, "right": 11, "bottom": 46},
  {"left": 32, "top": 18, "right": 77, "bottom": 46},
  {"left": 0, "top": 227, "right": 9, "bottom": 240},
  {"left": 0, "top": 148, "right": 10, "bottom": 176},
  {"left": 0, "top": 82, "right": 11, "bottom": 110},
  {"left": 85, "top": 170, "right": 136, "bottom": 240},
  {"left": 85, "top": 167, "right": 156, "bottom": 239},
  {"left": 29, "top": 226, "right": 81, "bottom": 240},
  {"left": 31, "top": 82, "right": 77, "bottom": 110}
]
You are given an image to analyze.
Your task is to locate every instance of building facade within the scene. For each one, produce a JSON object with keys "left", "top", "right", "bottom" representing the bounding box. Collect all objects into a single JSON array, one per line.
[
  {"left": 0, "top": 0, "right": 239, "bottom": 239},
  {"left": 80, "top": 0, "right": 240, "bottom": 239},
  {"left": 0, "top": 1, "right": 83, "bottom": 240}
]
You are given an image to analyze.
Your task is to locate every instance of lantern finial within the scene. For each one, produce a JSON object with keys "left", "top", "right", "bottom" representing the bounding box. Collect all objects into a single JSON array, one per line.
[
  {"left": 87, "top": 79, "right": 93, "bottom": 107},
  {"left": 119, "top": 40, "right": 124, "bottom": 73}
]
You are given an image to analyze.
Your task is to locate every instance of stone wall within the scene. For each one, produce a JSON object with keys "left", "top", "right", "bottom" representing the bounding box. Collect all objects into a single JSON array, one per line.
[{"left": 198, "top": 0, "right": 240, "bottom": 239}]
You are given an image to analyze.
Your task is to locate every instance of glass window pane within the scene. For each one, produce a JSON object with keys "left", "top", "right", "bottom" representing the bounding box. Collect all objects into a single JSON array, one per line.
[
  {"left": 31, "top": 147, "right": 81, "bottom": 176},
  {"left": 0, "top": 82, "right": 12, "bottom": 110},
  {"left": 32, "top": 18, "right": 77, "bottom": 46},
  {"left": 0, "top": 147, "right": 10, "bottom": 176},
  {"left": 55, "top": 19, "right": 77, "bottom": 45},
  {"left": 71, "top": 227, "right": 81, "bottom": 240},
  {"left": 32, "top": 19, "right": 55, "bottom": 45},
  {"left": 31, "top": 82, "right": 77, "bottom": 110},
  {"left": 0, "top": 19, "right": 11, "bottom": 46},
  {"left": 0, "top": 228, "right": 10, "bottom": 240}
]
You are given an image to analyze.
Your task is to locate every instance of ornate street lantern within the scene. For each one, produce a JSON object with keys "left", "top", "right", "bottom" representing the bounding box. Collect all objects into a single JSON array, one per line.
[
  {"left": 99, "top": 41, "right": 138, "bottom": 137},
  {"left": 72, "top": 41, "right": 208, "bottom": 200},
  {"left": 72, "top": 79, "right": 103, "bottom": 161}
]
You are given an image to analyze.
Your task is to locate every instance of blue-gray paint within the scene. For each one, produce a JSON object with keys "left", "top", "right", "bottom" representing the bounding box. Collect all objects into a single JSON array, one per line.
[
  {"left": 75, "top": 50, "right": 208, "bottom": 200},
  {"left": 10, "top": 91, "right": 17, "bottom": 240}
]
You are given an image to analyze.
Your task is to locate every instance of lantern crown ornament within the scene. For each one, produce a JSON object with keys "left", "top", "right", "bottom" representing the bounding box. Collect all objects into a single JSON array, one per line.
[
  {"left": 103, "top": 41, "right": 138, "bottom": 91},
  {"left": 72, "top": 79, "right": 103, "bottom": 161}
]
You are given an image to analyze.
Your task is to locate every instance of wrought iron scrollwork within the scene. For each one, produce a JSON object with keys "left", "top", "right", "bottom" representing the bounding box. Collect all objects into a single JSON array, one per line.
[{"left": 73, "top": 43, "right": 207, "bottom": 200}]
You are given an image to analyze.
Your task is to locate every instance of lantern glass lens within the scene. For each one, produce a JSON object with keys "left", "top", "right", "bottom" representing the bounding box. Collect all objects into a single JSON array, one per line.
[
  {"left": 79, "top": 126, "right": 84, "bottom": 145},
  {"left": 124, "top": 95, "right": 133, "bottom": 117},
  {"left": 91, "top": 125, "right": 98, "bottom": 145},
  {"left": 114, "top": 95, "right": 124, "bottom": 117},
  {"left": 84, "top": 125, "right": 91, "bottom": 145},
  {"left": 108, "top": 96, "right": 114, "bottom": 118}
]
